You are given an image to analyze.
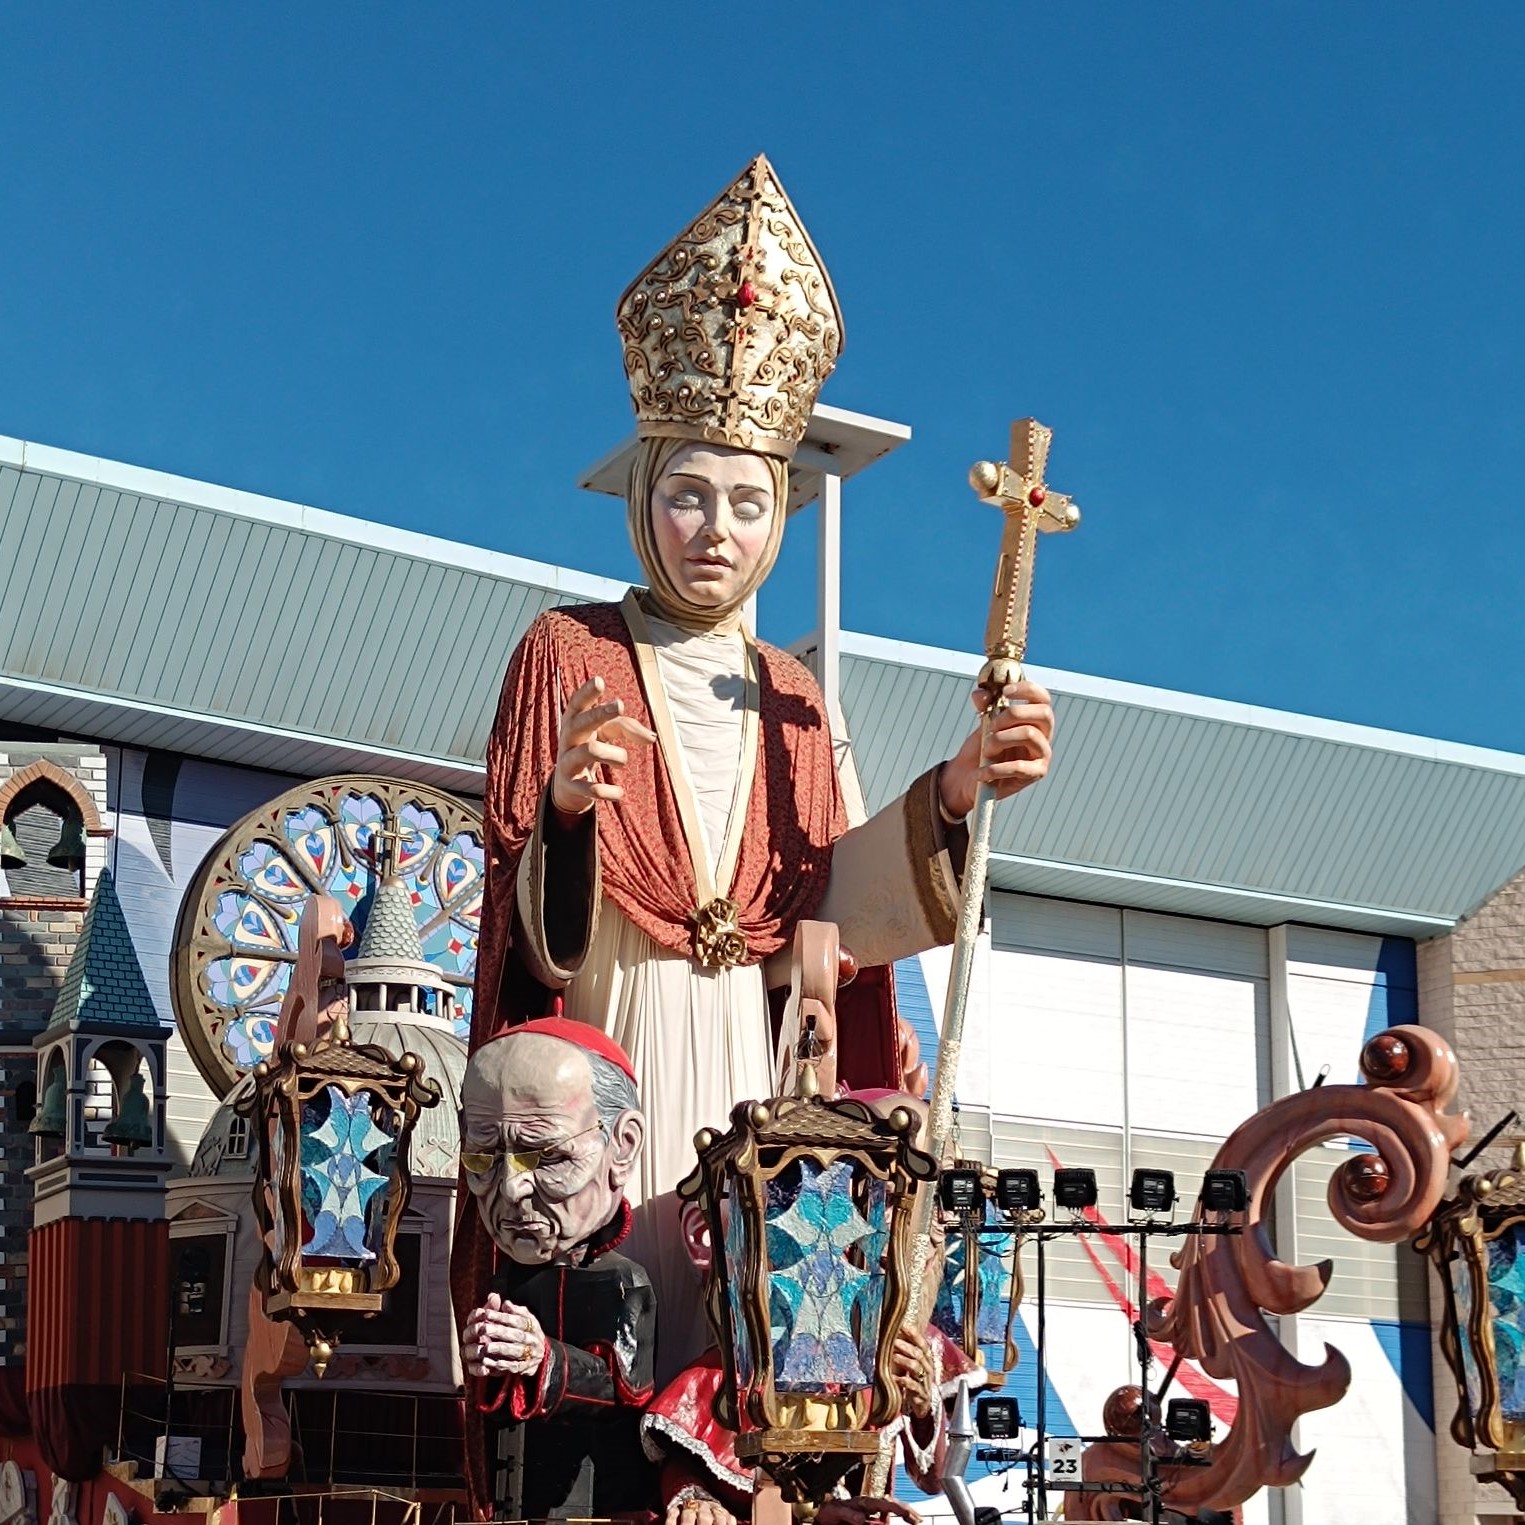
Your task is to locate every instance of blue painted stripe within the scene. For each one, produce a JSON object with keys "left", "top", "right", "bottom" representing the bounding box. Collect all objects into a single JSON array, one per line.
[
  {"left": 1362, "top": 937, "right": 1418, "bottom": 1047},
  {"left": 894, "top": 955, "right": 940, "bottom": 1088},
  {"left": 897, "top": 1322, "right": 1078, "bottom": 1501},
  {"left": 1371, "top": 1318, "right": 1435, "bottom": 1431}
]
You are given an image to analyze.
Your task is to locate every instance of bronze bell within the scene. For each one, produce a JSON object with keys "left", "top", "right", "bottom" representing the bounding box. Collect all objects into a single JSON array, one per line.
[
  {"left": 102, "top": 1072, "right": 153, "bottom": 1152},
  {"left": 28, "top": 1070, "right": 66, "bottom": 1138},
  {"left": 46, "top": 817, "right": 86, "bottom": 872},
  {"left": 0, "top": 821, "right": 26, "bottom": 870}
]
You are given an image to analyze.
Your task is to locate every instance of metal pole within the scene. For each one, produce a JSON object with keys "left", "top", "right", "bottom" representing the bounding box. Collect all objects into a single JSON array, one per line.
[
  {"left": 1138, "top": 1232, "right": 1160, "bottom": 1525},
  {"left": 1035, "top": 1231, "right": 1048, "bottom": 1524},
  {"left": 817, "top": 470, "right": 841, "bottom": 724}
]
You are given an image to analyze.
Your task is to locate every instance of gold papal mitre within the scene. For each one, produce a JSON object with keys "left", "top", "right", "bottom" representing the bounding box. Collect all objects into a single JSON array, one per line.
[{"left": 616, "top": 155, "right": 843, "bottom": 460}]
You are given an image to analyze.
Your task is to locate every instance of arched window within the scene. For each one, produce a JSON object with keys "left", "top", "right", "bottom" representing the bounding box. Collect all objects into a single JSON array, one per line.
[
  {"left": 1, "top": 779, "right": 86, "bottom": 899},
  {"left": 14, "top": 1080, "right": 35, "bottom": 1128}
]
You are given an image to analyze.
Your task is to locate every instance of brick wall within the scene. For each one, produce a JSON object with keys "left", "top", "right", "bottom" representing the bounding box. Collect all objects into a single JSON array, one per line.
[
  {"left": 1417, "top": 865, "right": 1525, "bottom": 1523},
  {"left": 0, "top": 746, "right": 107, "bottom": 1370}
]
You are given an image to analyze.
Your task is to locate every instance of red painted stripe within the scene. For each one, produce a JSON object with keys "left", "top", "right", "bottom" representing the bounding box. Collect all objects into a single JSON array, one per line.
[{"left": 1043, "top": 1146, "right": 1238, "bottom": 1424}]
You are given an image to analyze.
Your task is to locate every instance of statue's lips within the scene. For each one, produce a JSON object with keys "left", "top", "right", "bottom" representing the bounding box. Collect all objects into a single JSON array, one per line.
[{"left": 496, "top": 1212, "right": 554, "bottom": 1246}]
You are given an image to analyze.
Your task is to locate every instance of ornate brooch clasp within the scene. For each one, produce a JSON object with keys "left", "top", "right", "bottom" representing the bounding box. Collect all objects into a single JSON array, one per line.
[{"left": 692, "top": 897, "right": 746, "bottom": 970}]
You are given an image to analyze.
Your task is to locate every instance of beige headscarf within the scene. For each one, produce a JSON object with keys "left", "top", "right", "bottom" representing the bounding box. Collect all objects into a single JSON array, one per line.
[{"left": 626, "top": 437, "right": 789, "bottom": 633}]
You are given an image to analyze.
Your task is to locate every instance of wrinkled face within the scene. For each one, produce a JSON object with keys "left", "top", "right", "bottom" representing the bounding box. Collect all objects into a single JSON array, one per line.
[
  {"left": 650, "top": 443, "right": 777, "bottom": 608},
  {"left": 460, "top": 1034, "right": 641, "bottom": 1265}
]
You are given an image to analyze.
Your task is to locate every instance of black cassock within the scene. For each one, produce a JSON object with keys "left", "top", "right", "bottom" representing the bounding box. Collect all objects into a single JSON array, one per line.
[{"left": 480, "top": 1248, "right": 658, "bottom": 1521}]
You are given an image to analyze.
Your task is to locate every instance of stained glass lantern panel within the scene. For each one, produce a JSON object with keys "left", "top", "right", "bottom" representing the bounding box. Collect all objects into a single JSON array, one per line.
[
  {"left": 1487, "top": 1222, "right": 1525, "bottom": 1423},
  {"left": 722, "top": 1186, "right": 755, "bottom": 1387},
  {"left": 298, "top": 1084, "right": 399, "bottom": 1265},
  {"left": 933, "top": 1201, "right": 1011, "bottom": 1349},
  {"left": 763, "top": 1157, "right": 889, "bottom": 1393}
]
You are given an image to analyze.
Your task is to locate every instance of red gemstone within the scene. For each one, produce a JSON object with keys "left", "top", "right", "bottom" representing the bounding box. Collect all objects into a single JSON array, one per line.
[
  {"left": 1028, "top": 486, "right": 1047, "bottom": 508},
  {"left": 737, "top": 280, "right": 757, "bottom": 309}
]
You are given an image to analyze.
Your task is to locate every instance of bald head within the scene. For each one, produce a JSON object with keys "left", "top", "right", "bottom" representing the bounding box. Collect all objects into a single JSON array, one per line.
[{"left": 464, "top": 1031, "right": 595, "bottom": 1118}]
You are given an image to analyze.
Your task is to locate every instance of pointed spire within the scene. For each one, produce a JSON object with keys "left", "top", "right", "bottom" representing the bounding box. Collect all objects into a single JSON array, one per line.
[
  {"left": 46, "top": 867, "right": 160, "bottom": 1035},
  {"left": 345, "top": 870, "right": 452, "bottom": 1015},
  {"left": 356, "top": 873, "right": 428, "bottom": 965}
]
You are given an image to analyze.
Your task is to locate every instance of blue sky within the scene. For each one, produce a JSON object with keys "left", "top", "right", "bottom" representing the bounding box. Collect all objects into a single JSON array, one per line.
[{"left": 3, "top": 5, "right": 1523, "bottom": 748}]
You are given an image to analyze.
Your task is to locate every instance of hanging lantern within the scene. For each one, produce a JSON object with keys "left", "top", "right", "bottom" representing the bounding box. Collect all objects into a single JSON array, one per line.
[
  {"left": 931, "top": 1167, "right": 1022, "bottom": 1367},
  {"left": 1421, "top": 1142, "right": 1525, "bottom": 1507},
  {"left": 45, "top": 817, "right": 86, "bottom": 872},
  {"left": 28, "top": 1070, "right": 65, "bottom": 1139},
  {"left": 681, "top": 1089, "right": 938, "bottom": 1516},
  {"left": 249, "top": 1011, "right": 440, "bottom": 1373},
  {"left": 1, "top": 821, "right": 27, "bottom": 870}
]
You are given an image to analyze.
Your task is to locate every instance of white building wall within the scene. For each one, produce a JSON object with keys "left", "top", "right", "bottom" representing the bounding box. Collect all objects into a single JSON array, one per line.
[{"left": 906, "top": 894, "right": 1436, "bottom": 1525}]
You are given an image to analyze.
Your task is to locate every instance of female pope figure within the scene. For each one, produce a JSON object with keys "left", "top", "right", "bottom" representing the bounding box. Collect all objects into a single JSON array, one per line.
[{"left": 457, "top": 157, "right": 1055, "bottom": 1379}]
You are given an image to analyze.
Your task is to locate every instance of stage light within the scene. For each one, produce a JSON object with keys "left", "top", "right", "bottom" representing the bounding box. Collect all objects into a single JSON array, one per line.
[
  {"left": 1130, "top": 1168, "right": 1177, "bottom": 1215},
  {"left": 1053, "top": 1167, "right": 1098, "bottom": 1210},
  {"left": 939, "top": 1167, "right": 984, "bottom": 1214},
  {"left": 1200, "top": 1168, "right": 1249, "bottom": 1213},
  {"left": 1165, "top": 1397, "right": 1212, "bottom": 1444},
  {"left": 994, "top": 1168, "right": 1041, "bottom": 1213},
  {"left": 975, "top": 1395, "right": 1022, "bottom": 1440}
]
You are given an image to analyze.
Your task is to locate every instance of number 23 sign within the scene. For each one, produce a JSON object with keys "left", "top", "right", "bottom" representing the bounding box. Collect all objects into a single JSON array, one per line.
[{"left": 1045, "top": 1434, "right": 1083, "bottom": 1481}]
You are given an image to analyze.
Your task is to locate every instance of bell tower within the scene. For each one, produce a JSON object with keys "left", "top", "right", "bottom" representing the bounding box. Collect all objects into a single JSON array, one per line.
[
  {"left": 23, "top": 865, "right": 171, "bottom": 1481},
  {"left": 27, "top": 866, "right": 170, "bottom": 1225}
]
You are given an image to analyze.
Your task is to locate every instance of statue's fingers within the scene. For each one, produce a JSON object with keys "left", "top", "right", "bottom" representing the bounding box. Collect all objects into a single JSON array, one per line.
[
  {"left": 583, "top": 738, "right": 630, "bottom": 768},
  {"left": 562, "top": 695, "right": 626, "bottom": 748},
  {"left": 993, "top": 700, "right": 1055, "bottom": 734},
  {"left": 603, "top": 713, "right": 657, "bottom": 746},
  {"left": 981, "top": 757, "right": 1049, "bottom": 784},
  {"left": 985, "top": 723, "right": 1052, "bottom": 762}
]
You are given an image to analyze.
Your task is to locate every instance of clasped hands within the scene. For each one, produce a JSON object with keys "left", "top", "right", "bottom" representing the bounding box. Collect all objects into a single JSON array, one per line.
[
  {"left": 551, "top": 674, "right": 1055, "bottom": 824},
  {"left": 462, "top": 1291, "right": 547, "bottom": 1378}
]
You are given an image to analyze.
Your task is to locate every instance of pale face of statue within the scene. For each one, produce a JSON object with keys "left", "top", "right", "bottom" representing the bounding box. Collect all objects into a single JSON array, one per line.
[
  {"left": 460, "top": 1033, "right": 643, "bottom": 1265},
  {"left": 649, "top": 443, "right": 778, "bottom": 609}
]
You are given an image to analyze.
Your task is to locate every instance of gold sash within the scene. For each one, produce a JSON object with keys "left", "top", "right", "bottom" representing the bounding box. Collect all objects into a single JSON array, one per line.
[{"left": 620, "top": 588, "right": 760, "bottom": 968}]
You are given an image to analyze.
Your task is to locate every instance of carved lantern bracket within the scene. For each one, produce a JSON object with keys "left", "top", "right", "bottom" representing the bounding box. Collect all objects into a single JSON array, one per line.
[
  {"left": 1420, "top": 1140, "right": 1525, "bottom": 1507},
  {"left": 249, "top": 1002, "right": 440, "bottom": 1372}
]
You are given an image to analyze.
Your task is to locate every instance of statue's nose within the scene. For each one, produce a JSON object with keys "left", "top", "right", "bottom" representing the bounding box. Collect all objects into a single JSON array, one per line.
[{"left": 497, "top": 1165, "right": 536, "bottom": 1204}]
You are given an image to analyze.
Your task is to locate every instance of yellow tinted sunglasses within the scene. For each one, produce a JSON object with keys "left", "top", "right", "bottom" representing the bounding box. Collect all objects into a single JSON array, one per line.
[{"left": 459, "top": 1122, "right": 604, "bottom": 1180}]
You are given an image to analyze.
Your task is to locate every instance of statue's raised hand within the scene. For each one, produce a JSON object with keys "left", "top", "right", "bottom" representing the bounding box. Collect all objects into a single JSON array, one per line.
[
  {"left": 938, "top": 680, "right": 1055, "bottom": 821},
  {"left": 552, "top": 676, "right": 657, "bottom": 819}
]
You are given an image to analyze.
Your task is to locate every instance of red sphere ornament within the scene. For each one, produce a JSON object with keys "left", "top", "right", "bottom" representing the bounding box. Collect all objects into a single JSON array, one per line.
[
  {"left": 1361, "top": 1031, "right": 1411, "bottom": 1083},
  {"left": 737, "top": 280, "right": 757, "bottom": 310},
  {"left": 1343, "top": 1152, "right": 1391, "bottom": 1203},
  {"left": 837, "top": 944, "right": 859, "bottom": 987},
  {"left": 1102, "top": 1385, "right": 1160, "bottom": 1439},
  {"left": 1027, "top": 485, "right": 1047, "bottom": 508}
]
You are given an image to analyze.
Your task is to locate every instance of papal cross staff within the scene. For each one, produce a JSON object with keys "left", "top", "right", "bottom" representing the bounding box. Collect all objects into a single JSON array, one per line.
[{"left": 866, "top": 419, "right": 1079, "bottom": 1494}]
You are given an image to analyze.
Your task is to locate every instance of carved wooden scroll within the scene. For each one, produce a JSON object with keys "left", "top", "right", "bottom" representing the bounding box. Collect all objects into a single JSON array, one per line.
[{"left": 1069, "top": 1025, "right": 1467, "bottom": 1520}]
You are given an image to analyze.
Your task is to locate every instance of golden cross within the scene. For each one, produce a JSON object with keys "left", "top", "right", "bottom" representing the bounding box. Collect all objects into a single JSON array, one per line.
[
  {"left": 969, "top": 419, "right": 1081, "bottom": 690},
  {"left": 364, "top": 820, "right": 417, "bottom": 879}
]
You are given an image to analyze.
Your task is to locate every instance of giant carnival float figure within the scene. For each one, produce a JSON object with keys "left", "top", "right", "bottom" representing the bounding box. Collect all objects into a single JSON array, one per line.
[
  {"left": 449, "top": 144, "right": 1059, "bottom": 1451},
  {"left": 457, "top": 1019, "right": 658, "bottom": 1521}
]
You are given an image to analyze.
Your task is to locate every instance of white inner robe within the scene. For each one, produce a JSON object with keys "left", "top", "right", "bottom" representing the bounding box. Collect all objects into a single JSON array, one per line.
[{"left": 562, "top": 616, "right": 772, "bottom": 1380}]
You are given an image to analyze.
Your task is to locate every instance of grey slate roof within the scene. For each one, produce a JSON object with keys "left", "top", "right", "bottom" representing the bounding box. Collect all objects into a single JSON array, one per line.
[
  {"left": 838, "top": 634, "right": 1525, "bottom": 936},
  {"left": 47, "top": 867, "right": 161, "bottom": 1034},
  {"left": 5, "top": 432, "right": 1525, "bottom": 935}
]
